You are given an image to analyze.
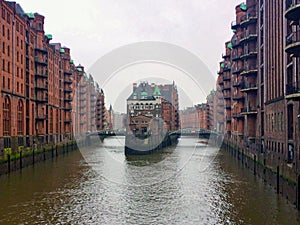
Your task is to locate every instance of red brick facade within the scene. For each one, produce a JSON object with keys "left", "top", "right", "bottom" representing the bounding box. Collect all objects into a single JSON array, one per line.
[
  {"left": 203, "top": 0, "right": 300, "bottom": 194},
  {"left": 0, "top": 1, "right": 107, "bottom": 156}
]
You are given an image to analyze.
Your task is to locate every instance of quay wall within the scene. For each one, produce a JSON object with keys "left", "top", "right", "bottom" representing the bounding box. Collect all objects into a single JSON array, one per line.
[
  {"left": 0, "top": 136, "right": 101, "bottom": 176},
  {"left": 221, "top": 138, "right": 298, "bottom": 208}
]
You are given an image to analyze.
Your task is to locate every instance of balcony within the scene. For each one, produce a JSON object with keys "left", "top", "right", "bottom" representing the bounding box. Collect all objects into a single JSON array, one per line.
[
  {"left": 232, "top": 51, "right": 242, "bottom": 61},
  {"left": 223, "top": 92, "right": 231, "bottom": 99},
  {"left": 232, "top": 65, "right": 244, "bottom": 74},
  {"left": 34, "top": 47, "right": 48, "bottom": 54},
  {"left": 241, "top": 107, "right": 258, "bottom": 115},
  {"left": 240, "top": 12, "right": 258, "bottom": 27},
  {"left": 240, "top": 49, "right": 258, "bottom": 59},
  {"left": 64, "top": 87, "right": 73, "bottom": 93},
  {"left": 35, "top": 73, "right": 48, "bottom": 78},
  {"left": 35, "top": 83, "right": 48, "bottom": 90},
  {"left": 231, "top": 36, "right": 241, "bottom": 47},
  {"left": 64, "top": 119, "right": 72, "bottom": 123},
  {"left": 35, "top": 96, "right": 48, "bottom": 103},
  {"left": 64, "top": 79, "right": 73, "bottom": 84},
  {"left": 231, "top": 21, "right": 240, "bottom": 30},
  {"left": 232, "top": 94, "right": 245, "bottom": 101},
  {"left": 225, "top": 102, "right": 231, "bottom": 109},
  {"left": 232, "top": 80, "right": 242, "bottom": 87},
  {"left": 240, "top": 64, "right": 258, "bottom": 76},
  {"left": 223, "top": 63, "right": 231, "bottom": 72},
  {"left": 218, "top": 79, "right": 224, "bottom": 86},
  {"left": 65, "top": 104, "right": 72, "bottom": 111},
  {"left": 232, "top": 112, "right": 244, "bottom": 119},
  {"left": 64, "top": 96, "right": 72, "bottom": 102},
  {"left": 285, "top": 31, "right": 300, "bottom": 57},
  {"left": 223, "top": 74, "right": 231, "bottom": 81},
  {"left": 240, "top": 82, "right": 258, "bottom": 92},
  {"left": 285, "top": 0, "right": 300, "bottom": 21},
  {"left": 64, "top": 70, "right": 72, "bottom": 75},
  {"left": 286, "top": 82, "right": 300, "bottom": 99},
  {"left": 222, "top": 52, "right": 231, "bottom": 59},
  {"left": 34, "top": 56, "right": 48, "bottom": 66},
  {"left": 240, "top": 30, "right": 258, "bottom": 44}
]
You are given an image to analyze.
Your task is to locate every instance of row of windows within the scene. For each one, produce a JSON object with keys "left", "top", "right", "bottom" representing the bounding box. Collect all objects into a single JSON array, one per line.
[
  {"left": 2, "top": 8, "right": 11, "bottom": 24},
  {"left": 2, "top": 76, "right": 24, "bottom": 93},
  {"left": 3, "top": 97, "right": 24, "bottom": 136},
  {"left": 266, "top": 112, "right": 284, "bottom": 133},
  {"left": 1, "top": 8, "right": 24, "bottom": 33}
]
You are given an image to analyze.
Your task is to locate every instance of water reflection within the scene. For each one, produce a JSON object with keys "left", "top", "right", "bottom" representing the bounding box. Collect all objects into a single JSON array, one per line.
[{"left": 0, "top": 137, "right": 299, "bottom": 224}]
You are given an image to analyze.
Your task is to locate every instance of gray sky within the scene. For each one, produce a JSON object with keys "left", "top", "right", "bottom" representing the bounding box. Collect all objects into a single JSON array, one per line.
[{"left": 18, "top": 0, "right": 242, "bottom": 111}]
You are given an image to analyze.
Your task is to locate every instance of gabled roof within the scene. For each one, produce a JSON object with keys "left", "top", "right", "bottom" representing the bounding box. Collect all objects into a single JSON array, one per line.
[{"left": 127, "top": 82, "right": 156, "bottom": 101}]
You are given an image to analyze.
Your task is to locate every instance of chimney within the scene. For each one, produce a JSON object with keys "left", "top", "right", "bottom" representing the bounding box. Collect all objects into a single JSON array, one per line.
[{"left": 133, "top": 83, "right": 137, "bottom": 92}]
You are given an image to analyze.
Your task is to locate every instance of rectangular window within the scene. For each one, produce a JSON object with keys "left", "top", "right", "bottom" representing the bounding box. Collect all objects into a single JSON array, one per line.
[
  {"left": 2, "top": 25, "right": 4, "bottom": 36},
  {"left": 7, "top": 45, "right": 9, "bottom": 56},
  {"left": 8, "top": 78, "right": 10, "bottom": 89},
  {"left": 2, "top": 42, "right": 4, "bottom": 53},
  {"left": 2, "top": 8, "right": 5, "bottom": 19},
  {"left": 7, "top": 62, "right": 10, "bottom": 73},
  {"left": 6, "top": 12, "right": 10, "bottom": 24}
]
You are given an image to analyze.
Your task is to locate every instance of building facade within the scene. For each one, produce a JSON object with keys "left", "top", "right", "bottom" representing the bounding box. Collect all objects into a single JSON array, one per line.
[
  {"left": 0, "top": 0, "right": 107, "bottom": 156},
  {"left": 205, "top": 0, "right": 300, "bottom": 206},
  {"left": 127, "top": 82, "right": 179, "bottom": 136}
]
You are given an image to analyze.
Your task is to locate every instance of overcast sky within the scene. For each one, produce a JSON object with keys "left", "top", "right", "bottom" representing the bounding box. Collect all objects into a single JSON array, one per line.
[{"left": 17, "top": 0, "right": 242, "bottom": 111}]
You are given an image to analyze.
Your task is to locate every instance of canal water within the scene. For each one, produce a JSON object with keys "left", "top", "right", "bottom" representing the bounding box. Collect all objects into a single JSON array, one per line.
[{"left": 0, "top": 137, "right": 299, "bottom": 224}]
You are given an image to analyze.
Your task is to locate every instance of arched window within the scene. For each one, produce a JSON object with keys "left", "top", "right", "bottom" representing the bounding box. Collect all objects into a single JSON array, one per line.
[
  {"left": 17, "top": 100, "right": 24, "bottom": 135},
  {"left": 3, "top": 96, "right": 11, "bottom": 136},
  {"left": 135, "top": 103, "right": 139, "bottom": 110}
]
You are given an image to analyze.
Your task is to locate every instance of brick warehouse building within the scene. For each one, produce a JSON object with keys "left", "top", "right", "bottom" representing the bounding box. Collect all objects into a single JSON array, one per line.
[
  {"left": 204, "top": 0, "right": 300, "bottom": 206},
  {"left": 127, "top": 82, "right": 179, "bottom": 136},
  {"left": 0, "top": 1, "right": 107, "bottom": 156}
]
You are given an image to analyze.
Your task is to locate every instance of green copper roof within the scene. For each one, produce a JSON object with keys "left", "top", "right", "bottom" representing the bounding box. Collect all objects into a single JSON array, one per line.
[
  {"left": 240, "top": 2, "right": 247, "bottom": 11},
  {"left": 70, "top": 59, "right": 74, "bottom": 64},
  {"left": 232, "top": 29, "right": 237, "bottom": 33},
  {"left": 45, "top": 34, "right": 52, "bottom": 40},
  {"left": 221, "top": 63, "right": 225, "bottom": 68},
  {"left": 141, "top": 91, "right": 148, "bottom": 97},
  {"left": 26, "top": 13, "right": 35, "bottom": 19},
  {"left": 227, "top": 43, "right": 233, "bottom": 50},
  {"left": 153, "top": 85, "right": 161, "bottom": 96},
  {"left": 133, "top": 92, "right": 137, "bottom": 96},
  {"left": 77, "top": 67, "right": 82, "bottom": 72},
  {"left": 84, "top": 73, "right": 88, "bottom": 81},
  {"left": 60, "top": 48, "right": 65, "bottom": 53}
]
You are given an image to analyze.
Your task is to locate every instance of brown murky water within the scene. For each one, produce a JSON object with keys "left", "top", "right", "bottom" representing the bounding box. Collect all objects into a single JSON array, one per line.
[{"left": 0, "top": 137, "right": 299, "bottom": 224}]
